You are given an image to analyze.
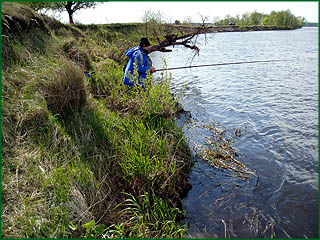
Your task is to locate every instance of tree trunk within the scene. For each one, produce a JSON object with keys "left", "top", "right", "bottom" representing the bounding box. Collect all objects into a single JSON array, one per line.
[
  {"left": 68, "top": 13, "right": 74, "bottom": 24},
  {"left": 65, "top": 2, "right": 74, "bottom": 24}
]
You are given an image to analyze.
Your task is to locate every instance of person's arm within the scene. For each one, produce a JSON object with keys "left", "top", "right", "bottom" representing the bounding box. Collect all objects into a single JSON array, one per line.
[{"left": 135, "top": 51, "right": 150, "bottom": 73}]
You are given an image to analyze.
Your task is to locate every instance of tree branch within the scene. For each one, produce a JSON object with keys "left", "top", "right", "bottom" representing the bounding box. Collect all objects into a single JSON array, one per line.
[{"left": 148, "top": 25, "right": 208, "bottom": 55}]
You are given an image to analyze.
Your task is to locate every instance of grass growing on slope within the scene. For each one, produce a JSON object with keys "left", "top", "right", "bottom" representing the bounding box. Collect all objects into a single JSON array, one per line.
[
  {"left": 120, "top": 192, "right": 186, "bottom": 238},
  {"left": 2, "top": 30, "right": 94, "bottom": 237},
  {"left": 2, "top": 3, "right": 192, "bottom": 238}
]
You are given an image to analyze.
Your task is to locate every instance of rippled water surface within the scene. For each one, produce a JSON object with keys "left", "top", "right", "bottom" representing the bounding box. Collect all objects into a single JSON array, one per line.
[{"left": 152, "top": 28, "right": 318, "bottom": 238}]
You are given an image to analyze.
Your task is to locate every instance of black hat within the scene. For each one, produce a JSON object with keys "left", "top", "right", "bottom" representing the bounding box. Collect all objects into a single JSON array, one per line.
[{"left": 140, "top": 37, "right": 150, "bottom": 47}]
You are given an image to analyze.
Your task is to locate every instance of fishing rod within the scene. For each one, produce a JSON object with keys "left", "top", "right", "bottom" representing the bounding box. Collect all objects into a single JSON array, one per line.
[{"left": 155, "top": 59, "right": 288, "bottom": 72}]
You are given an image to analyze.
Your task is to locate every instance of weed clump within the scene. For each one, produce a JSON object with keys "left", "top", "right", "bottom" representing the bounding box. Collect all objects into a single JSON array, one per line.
[
  {"left": 119, "top": 193, "right": 187, "bottom": 238},
  {"left": 39, "top": 59, "right": 87, "bottom": 116},
  {"left": 62, "top": 40, "right": 92, "bottom": 71},
  {"left": 199, "top": 124, "right": 254, "bottom": 178}
]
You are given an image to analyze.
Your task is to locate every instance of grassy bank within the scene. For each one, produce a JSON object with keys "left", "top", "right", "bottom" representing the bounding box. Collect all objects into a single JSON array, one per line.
[{"left": 1, "top": 2, "right": 192, "bottom": 238}]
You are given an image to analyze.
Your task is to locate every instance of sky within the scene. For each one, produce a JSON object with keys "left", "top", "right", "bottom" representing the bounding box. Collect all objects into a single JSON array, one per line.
[{"left": 58, "top": 1, "right": 319, "bottom": 24}]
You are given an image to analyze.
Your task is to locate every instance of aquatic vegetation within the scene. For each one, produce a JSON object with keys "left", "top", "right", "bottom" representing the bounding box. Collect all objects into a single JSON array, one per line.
[{"left": 191, "top": 121, "right": 254, "bottom": 178}]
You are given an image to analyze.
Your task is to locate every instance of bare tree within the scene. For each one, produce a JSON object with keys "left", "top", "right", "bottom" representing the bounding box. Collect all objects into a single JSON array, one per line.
[
  {"left": 212, "top": 16, "right": 221, "bottom": 26},
  {"left": 141, "top": 9, "right": 153, "bottom": 37},
  {"left": 142, "top": 9, "right": 166, "bottom": 37},
  {"left": 183, "top": 16, "right": 192, "bottom": 25},
  {"left": 198, "top": 13, "right": 210, "bottom": 28},
  {"left": 147, "top": 13, "right": 211, "bottom": 64}
]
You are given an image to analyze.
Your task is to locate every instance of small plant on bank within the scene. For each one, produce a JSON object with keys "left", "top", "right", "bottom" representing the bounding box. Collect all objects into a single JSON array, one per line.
[{"left": 120, "top": 192, "right": 187, "bottom": 238}]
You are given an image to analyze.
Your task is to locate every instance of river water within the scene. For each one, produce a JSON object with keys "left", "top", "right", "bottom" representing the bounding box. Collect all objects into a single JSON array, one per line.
[{"left": 152, "top": 27, "right": 318, "bottom": 238}]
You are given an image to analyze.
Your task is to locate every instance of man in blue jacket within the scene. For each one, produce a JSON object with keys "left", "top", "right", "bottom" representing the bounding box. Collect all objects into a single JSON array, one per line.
[{"left": 123, "top": 37, "right": 156, "bottom": 88}]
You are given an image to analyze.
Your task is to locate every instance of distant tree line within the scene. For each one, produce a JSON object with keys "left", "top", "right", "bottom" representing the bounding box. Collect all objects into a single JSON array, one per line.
[
  {"left": 214, "top": 10, "right": 305, "bottom": 29},
  {"left": 304, "top": 22, "right": 318, "bottom": 27}
]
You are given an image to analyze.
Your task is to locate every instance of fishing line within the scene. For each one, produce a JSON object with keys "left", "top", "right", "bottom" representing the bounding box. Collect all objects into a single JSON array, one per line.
[{"left": 155, "top": 59, "right": 289, "bottom": 72}]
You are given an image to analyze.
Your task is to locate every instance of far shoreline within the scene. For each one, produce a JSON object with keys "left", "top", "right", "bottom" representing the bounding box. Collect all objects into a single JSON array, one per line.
[{"left": 75, "top": 23, "right": 313, "bottom": 35}]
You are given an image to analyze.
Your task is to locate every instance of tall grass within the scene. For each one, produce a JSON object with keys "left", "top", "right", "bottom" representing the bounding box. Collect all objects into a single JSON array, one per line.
[
  {"left": 81, "top": 192, "right": 187, "bottom": 238},
  {"left": 118, "top": 116, "right": 179, "bottom": 181},
  {"left": 121, "top": 192, "right": 187, "bottom": 238}
]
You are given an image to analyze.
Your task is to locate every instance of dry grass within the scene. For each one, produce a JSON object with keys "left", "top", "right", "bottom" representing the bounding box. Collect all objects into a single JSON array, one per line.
[
  {"left": 39, "top": 58, "right": 87, "bottom": 116},
  {"left": 62, "top": 40, "right": 92, "bottom": 71}
]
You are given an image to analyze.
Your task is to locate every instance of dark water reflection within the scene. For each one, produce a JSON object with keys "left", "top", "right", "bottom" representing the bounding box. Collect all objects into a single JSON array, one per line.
[{"left": 152, "top": 28, "right": 318, "bottom": 238}]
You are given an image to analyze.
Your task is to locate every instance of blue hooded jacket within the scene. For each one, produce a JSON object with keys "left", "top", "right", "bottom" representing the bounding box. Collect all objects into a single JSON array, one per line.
[{"left": 123, "top": 46, "right": 151, "bottom": 88}]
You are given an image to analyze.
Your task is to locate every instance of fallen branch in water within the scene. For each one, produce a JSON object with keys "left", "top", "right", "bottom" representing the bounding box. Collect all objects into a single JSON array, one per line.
[
  {"left": 149, "top": 32, "right": 200, "bottom": 54},
  {"left": 148, "top": 24, "right": 209, "bottom": 55}
]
